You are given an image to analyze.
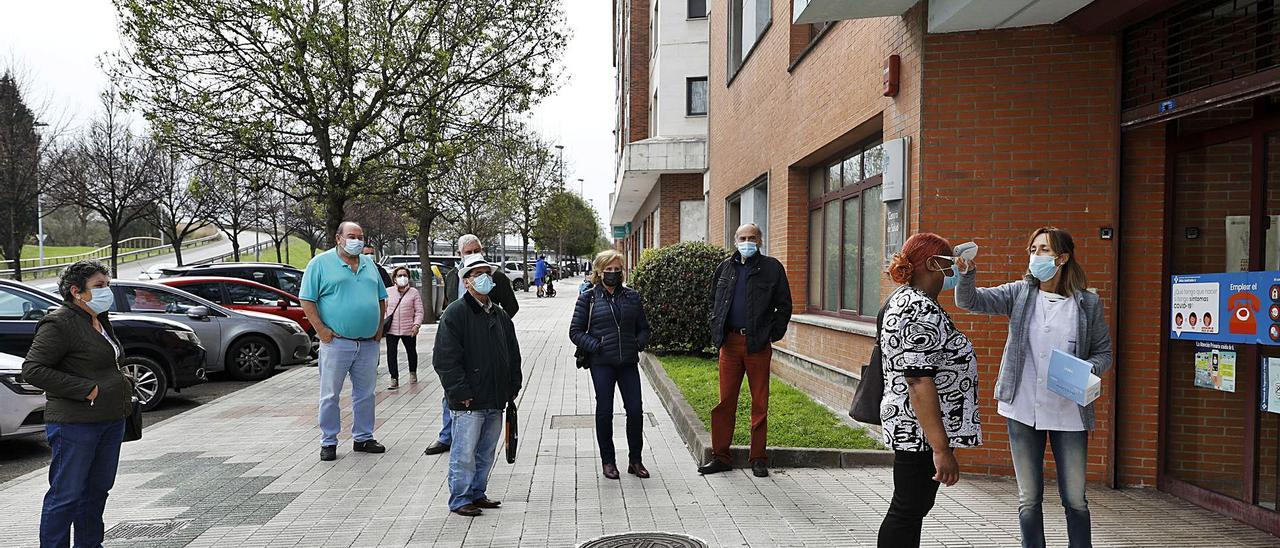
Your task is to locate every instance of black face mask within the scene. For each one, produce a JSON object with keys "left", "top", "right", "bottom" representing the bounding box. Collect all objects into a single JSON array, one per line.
[{"left": 602, "top": 271, "right": 623, "bottom": 287}]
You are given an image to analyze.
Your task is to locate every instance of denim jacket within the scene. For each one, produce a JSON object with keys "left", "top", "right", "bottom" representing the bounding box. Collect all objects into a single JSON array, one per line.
[{"left": 954, "top": 269, "right": 1113, "bottom": 429}]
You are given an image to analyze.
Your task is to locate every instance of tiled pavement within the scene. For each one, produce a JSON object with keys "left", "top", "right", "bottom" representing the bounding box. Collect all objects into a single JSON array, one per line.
[{"left": 1, "top": 281, "right": 1277, "bottom": 547}]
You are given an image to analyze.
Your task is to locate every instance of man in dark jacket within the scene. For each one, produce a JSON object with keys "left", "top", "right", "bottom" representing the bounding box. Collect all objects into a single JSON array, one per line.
[
  {"left": 425, "top": 234, "right": 521, "bottom": 457},
  {"left": 432, "top": 254, "right": 522, "bottom": 517},
  {"left": 698, "top": 223, "right": 792, "bottom": 478},
  {"left": 362, "top": 244, "right": 393, "bottom": 287}
]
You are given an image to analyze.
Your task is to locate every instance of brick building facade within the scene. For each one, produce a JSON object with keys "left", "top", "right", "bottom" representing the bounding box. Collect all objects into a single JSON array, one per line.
[{"left": 707, "top": 0, "right": 1280, "bottom": 535}]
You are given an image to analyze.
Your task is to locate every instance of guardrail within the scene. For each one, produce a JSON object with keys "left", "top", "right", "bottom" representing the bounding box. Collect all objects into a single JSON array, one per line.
[
  {"left": 0, "top": 234, "right": 222, "bottom": 279},
  {"left": 189, "top": 240, "right": 275, "bottom": 266}
]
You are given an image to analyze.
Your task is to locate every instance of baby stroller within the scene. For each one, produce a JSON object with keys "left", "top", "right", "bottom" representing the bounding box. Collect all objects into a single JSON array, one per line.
[{"left": 544, "top": 276, "right": 556, "bottom": 298}]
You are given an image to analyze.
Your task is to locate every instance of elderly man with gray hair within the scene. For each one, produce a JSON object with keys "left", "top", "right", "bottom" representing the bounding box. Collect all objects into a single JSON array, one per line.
[{"left": 424, "top": 233, "right": 521, "bottom": 456}]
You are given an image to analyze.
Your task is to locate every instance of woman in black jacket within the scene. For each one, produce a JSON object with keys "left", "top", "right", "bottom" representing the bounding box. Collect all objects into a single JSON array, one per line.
[
  {"left": 569, "top": 249, "right": 651, "bottom": 479},
  {"left": 22, "top": 260, "right": 133, "bottom": 548}
]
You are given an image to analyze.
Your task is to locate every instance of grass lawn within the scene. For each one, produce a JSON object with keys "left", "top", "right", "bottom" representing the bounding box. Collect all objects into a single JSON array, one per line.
[
  {"left": 21, "top": 245, "right": 98, "bottom": 258},
  {"left": 657, "top": 354, "right": 882, "bottom": 450},
  {"left": 280, "top": 236, "right": 320, "bottom": 269}
]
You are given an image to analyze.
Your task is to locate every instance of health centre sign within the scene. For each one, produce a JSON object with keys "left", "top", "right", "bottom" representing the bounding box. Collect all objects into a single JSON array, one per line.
[{"left": 1171, "top": 271, "right": 1280, "bottom": 345}]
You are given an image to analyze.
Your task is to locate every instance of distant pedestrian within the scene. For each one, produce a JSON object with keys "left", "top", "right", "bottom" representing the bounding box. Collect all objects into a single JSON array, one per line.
[
  {"left": 534, "top": 255, "right": 548, "bottom": 297},
  {"left": 301, "top": 221, "right": 389, "bottom": 462},
  {"left": 955, "top": 227, "right": 1110, "bottom": 548},
  {"left": 569, "top": 250, "right": 652, "bottom": 480},
  {"left": 384, "top": 266, "right": 424, "bottom": 390},
  {"left": 433, "top": 254, "right": 522, "bottom": 517},
  {"left": 425, "top": 234, "right": 520, "bottom": 457},
  {"left": 698, "top": 223, "right": 792, "bottom": 478},
  {"left": 362, "top": 244, "right": 393, "bottom": 287},
  {"left": 877, "top": 233, "right": 982, "bottom": 548},
  {"left": 22, "top": 260, "right": 132, "bottom": 548}
]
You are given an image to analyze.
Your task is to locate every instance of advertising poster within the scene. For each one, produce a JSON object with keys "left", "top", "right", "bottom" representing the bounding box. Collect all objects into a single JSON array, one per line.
[
  {"left": 1171, "top": 271, "right": 1280, "bottom": 346},
  {"left": 1194, "top": 342, "right": 1236, "bottom": 392},
  {"left": 1264, "top": 357, "right": 1280, "bottom": 414}
]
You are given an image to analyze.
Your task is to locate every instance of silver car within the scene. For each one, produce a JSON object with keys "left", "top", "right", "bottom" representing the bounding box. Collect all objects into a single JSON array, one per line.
[
  {"left": 0, "top": 351, "right": 45, "bottom": 439},
  {"left": 108, "top": 281, "right": 312, "bottom": 381}
]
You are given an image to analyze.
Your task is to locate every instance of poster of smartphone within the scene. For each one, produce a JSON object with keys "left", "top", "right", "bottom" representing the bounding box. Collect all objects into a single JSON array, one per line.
[{"left": 1264, "top": 358, "right": 1280, "bottom": 415}]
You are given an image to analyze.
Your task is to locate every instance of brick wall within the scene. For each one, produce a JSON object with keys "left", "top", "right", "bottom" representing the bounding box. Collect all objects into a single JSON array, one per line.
[
  {"left": 1116, "top": 124, "right": 1165, "bottom": 486},
  {"left": 919, "top": 26, "right": 1121, "bottom": 480},
  {"left": 627, "top": 0, "right": 651, "bottom": 143},
  {"left": 657, "top": 174, "right": 704, "bottom": 247}
]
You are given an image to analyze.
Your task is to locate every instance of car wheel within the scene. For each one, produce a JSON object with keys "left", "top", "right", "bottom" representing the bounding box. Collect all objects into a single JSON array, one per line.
[
  {"left": 226, "top": 336, "right": 278, "bottom": 381},
  {"left": 121, "top": 356, "right": 168, "bottom": 411},
  {"left": 512, "top": 278, "right": 525, "bottom": 291}
]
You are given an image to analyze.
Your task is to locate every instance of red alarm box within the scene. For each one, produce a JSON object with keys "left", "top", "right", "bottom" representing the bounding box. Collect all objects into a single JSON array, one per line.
[{"left": 883, "top": 55, "right": 900, "bottom": 97}]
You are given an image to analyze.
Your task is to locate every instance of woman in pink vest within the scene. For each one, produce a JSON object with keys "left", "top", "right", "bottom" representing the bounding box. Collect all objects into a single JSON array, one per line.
[{"left": 384, "top": 266, "right": 424, "bottom": 390}]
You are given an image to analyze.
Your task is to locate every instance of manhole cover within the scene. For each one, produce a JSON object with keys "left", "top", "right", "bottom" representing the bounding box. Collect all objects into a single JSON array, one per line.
[
  {"left": 580, "top": 532, "right": 708, "bottom": 548},
  {"left": 550, "top": 413, "right": 658, "bottom": 429},
  {"left": 104, "top": 519, "right": 191, "bottom": 540}
]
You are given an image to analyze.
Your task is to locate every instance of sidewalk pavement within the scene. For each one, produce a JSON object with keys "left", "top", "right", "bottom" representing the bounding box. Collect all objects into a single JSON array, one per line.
[{"left": 1, "top": 282, "right": 1277, "bottom": 547}]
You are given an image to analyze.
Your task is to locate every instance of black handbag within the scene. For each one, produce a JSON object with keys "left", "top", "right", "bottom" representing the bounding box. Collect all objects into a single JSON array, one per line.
[
  {"left": 848, "top": 290, "right": 895, "bottom": 425},
  {"left": 504, "top": 400, "right": 518, "bottom": 464},
  {"left": 382, "top": 290, "right": 406, "bottom": 335},
  {"left": 124, "top": 392, "right": 143, "bottom": 442},
  {"left": 574, "top": 291, "right": 596, "bottom": 369}
]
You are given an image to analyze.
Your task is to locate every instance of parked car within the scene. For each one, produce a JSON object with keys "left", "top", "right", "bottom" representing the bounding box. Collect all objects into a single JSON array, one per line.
[
  {"left": 0, "top": 351, "right": 45, "bottom": 439},
  {"left": 160, "top": 262, "right": 304, "bottom": 296},
  {"left": 106, "top": 280, "right": 312, "bottom": 382},
  {"left": 501, "top": 261, "right": 529, "bottom": 290},
  {"left": 158, "top": 276, "right": 317, "bottom": 359},
  {"left": 0, "top": 279, "right": 207, "bottom": 411}
]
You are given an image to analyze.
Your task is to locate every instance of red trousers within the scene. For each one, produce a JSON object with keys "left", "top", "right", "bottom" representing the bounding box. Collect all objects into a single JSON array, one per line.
[{"left": 711, "top": 332, "right": 771, "bottom": 464}]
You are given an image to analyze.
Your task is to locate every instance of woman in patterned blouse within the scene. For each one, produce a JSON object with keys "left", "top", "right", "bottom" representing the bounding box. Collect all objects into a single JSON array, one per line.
[{"left": 877, "top": 233, "right": 982, "bottom": 548}]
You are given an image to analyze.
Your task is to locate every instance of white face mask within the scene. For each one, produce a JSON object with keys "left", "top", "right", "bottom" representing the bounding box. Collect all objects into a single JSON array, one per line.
[{"left": 395, "top": 276, "right": 409, "bottom": 287}]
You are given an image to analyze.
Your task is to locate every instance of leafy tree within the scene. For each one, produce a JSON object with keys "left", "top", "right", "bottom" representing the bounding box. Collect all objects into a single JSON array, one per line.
[
  {"left": 146, "top": 151, "right": 214, "bottom": 265},
  {"left": 498, "top": 127, "right": 556, "bottom": 290},
  {"left": 45, "top": 89, "right": 159, "bottom": 273},
  {"left": 0, "top": 71, "right": 41, "bottom": 279},
  {"left": 195, "top": 161, "right": 261, "bottom": 262},
  {"left": 114, "top": 0, "right": 567, "bottom": 239},
  {"left": 533, "top": 190, "right": 598, "bottom": 260}
]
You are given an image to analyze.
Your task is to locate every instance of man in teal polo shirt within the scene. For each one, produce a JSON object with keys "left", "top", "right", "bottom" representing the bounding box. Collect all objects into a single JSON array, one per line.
[{"left": 300, "top": 221, "right": 389, "bottom": 462}]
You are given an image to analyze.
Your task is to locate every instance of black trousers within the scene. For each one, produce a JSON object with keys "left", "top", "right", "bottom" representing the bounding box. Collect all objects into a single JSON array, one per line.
[
  {"left": 385, "top": 335, "right": 417, "bottom": 379},
  {"left": 589, "top": 364, "right": 644, "bottom": 465},
  {"left": 878, "top": 450, "right": 941, "bottom": 548}
]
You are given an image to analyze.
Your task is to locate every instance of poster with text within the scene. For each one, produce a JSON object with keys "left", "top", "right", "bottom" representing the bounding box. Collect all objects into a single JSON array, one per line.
[
  {"left": 1215, "top": 349, "right": 1236, "bottom": 392},
  {"left": 1171, "top": 275, "right": 1223, "bottom": 338},
  {"left": 1194, "top": 342, "right": 1237, "bottom": 392},
  {"left": 1264, "top": 358, "right": 1280, "bottom": 414},
  {"left": 1194, "top": 351, "right": 1214, "bottom": 389}
]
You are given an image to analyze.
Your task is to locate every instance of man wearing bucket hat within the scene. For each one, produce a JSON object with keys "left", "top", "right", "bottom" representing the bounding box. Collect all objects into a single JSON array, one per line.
[{"left": 432, "top": 254, "right": 523, "bottom": 517}]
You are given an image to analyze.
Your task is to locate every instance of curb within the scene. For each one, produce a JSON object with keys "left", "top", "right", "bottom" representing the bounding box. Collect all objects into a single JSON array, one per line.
[{"left": 639, "top": 352, "right": 893, "bottom": 468}]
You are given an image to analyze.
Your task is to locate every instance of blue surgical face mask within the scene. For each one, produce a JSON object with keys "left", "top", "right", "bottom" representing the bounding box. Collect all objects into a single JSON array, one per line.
[
  {"left": 342, "top": 238, "right": 365, "bottom": 257},
  {"left": 941, "top": 272, "right": 960, "bottom": 291},
  {"left": 737, "top": 242, "right": 758, "bottom": 258},
  {"left": 472, "top": 273, "right": 495, "bottom": 295},
  {"left": 1029, "top": 254, "right": 1059, "bottom": 282},
  {"left": 83, "top": 286, "right": 114, "bottom": 314}
]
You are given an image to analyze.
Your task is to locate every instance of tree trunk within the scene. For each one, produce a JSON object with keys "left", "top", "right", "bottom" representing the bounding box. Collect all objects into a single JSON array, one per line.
[
  {"left": 171, "top": 241, "right": 185, "bottom": 266},
  {"left": 109, "top": 236, "right": 121, "bottom": 276},
  {"left": 229, "top": 231, "right": 241, "bottom": 261},
  {"left": 323, "top": 179, "right": 347, "bottom": 245},
  {"left": 520, "top": 233, "right": 530, "bottom": 291},
  {"left": 417, "top": 212, "right": 438, "bottom": 324}
]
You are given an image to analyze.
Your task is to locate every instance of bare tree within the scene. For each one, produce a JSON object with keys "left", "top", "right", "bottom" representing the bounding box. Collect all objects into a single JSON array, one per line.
[
  {"left": 46, "top": 89, "right": 159, "bottom": 273},
  {"left": 147, "top": 151, "right": 214, "bottom": 266},
  {"left": 195, "top": 161, "right": 261, "bottom": 262},
  {"left": 498, "top": 127, "right": 557, "bottom": 290}
]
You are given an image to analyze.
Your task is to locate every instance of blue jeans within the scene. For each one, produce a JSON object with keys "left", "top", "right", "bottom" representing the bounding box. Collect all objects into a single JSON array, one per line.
[
  {"left": 1007, "top": 418, "right": 1091, "bottom": 548},
  {"left": 318, "top": 337, "right": 380, "bottom": 446},
  {"left": 41, "top": 419, "right": 125, "bottom": 548},
  {"left": 447, "top": 409, "right": 503, "bottom": 511},
  {"left": 437, "top": 396, "right": 452, "bottom": 445},
  {"left": 589, "top": 364, "right": 644, "bottom": 465}
]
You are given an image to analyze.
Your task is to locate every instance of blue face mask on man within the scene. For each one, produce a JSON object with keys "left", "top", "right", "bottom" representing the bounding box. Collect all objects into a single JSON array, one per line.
[
  {"left": 83, "top": 286, "right": 114, "bottom": 314},
  {"left": 471, "top": 273, "right": 495, "bottom": 295},
  {"left": 736, "top": 242, "right": 758, "bottom": 258},
  {"left": 342, "top": 238, "right": 365, "bottom": 257}
]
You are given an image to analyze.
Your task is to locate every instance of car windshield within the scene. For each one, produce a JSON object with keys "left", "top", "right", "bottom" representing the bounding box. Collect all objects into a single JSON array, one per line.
[
  {"left": 0, "top": 286, "right": 56, "bottom": 320},
  {"left": 276, "top": 270, "right": 302, "bottom": 295},
  {"left": 120, "top": 286, "right": 222, "bottom": 315}
]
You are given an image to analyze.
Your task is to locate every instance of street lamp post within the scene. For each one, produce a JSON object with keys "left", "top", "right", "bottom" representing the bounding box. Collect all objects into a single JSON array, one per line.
[
  {"left": 555, "top": 144, "right": 565, "bottom": 188},
  {"left": 577, "top": 178, "right": 584, "bottom": 196},
  {"left": 33, "top": 121, "right": 48, "bottom": 267}
]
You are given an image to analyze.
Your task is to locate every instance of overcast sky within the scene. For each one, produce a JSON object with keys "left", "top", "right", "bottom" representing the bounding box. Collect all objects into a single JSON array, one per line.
[{"left": 0, "top": 0, "right": 615, "bottom": 223}]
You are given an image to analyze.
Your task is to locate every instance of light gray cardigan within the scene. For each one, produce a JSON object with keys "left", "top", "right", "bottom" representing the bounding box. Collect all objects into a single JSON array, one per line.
[{"left": 954, "top": 269, "right": 1113, "bottom": 430}]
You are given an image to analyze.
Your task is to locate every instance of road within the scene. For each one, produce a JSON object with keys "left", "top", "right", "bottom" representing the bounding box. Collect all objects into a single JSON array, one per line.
[{"left": 0, "top": 372, "right": 267, "bottom": 484}]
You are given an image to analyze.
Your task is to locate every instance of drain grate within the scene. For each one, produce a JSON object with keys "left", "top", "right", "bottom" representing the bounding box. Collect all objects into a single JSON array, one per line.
[
  {"left": 580, "top": 532, "right": 708, "bottom": 548},
  {"left": 104, "top": 519, "right": 191, "bottom": 540},
  {"left": 550, "top": 413, "right": 657, "bottom": 429}
]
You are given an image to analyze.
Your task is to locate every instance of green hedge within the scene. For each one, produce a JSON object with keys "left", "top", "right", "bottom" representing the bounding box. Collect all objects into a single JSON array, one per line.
[{"left": 630, "top": 241, "right": 730, "bottom": 355}]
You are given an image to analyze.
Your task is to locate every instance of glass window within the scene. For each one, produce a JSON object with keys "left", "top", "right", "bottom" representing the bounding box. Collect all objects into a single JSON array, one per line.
[
  {"left": 807, "top": 137, "right": 884, "bottom": 317},
  {"left": 182, "top": 283, "right": 224, "bottom": 303},
  {"left": 123, "top": 287, "right": 202, "bottom": 314},
  {"left": 688, "top": 0, "right": 706, "bottom": 18},
  {"left": 687, "top": 77, "right": 708, "bottom": 116},
  {"left": 860, "top": 185, "right": 884, "bottom": 315},
  {"left": 729, "top": 0, "right": 771, "bottom": 76},
  {"left": 276, "top": 270, "right": 302, "bottom": 295},
  {"left": 841, "top": 197, "right": 861, "bottom": 310},
  {"left": 0, "top": 287, "right": 53, "bottom": 321},
  {"left": 227, "top": 284, "right": 280, "bottom": 306}
]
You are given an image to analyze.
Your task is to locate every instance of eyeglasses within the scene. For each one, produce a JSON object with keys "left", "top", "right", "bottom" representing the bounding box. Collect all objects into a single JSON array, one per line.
[{"left": 928, "top": 255, "right": 957, "bottom": 275}]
